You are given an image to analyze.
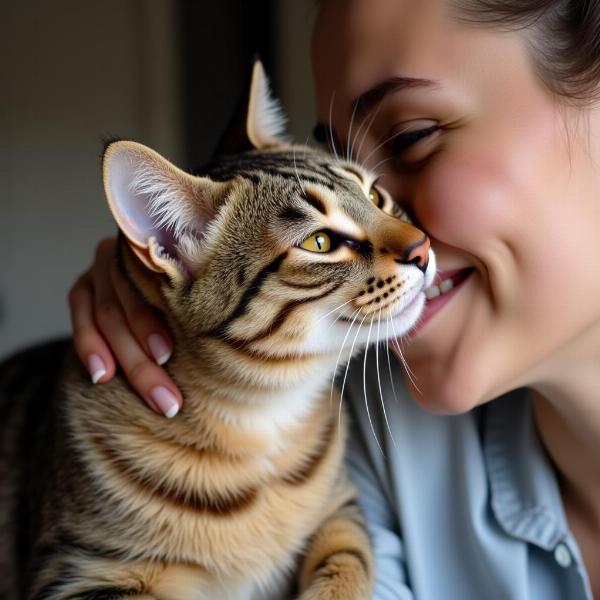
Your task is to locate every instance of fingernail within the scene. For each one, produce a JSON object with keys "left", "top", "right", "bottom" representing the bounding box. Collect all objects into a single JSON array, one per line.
[
  {"left": 88, "top": 354, "right": 106, "bottom": 384},
  {"left": 150, "top": 386, "right": 179, "bottom": 418},
  {"left": 148, "top": 334, "right": 171, "bottom": 366}
]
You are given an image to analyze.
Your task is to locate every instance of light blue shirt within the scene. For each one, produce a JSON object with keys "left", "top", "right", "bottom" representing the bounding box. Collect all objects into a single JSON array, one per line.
[{"left": 344, "top": 352, "right": 594, "bottom": 599}]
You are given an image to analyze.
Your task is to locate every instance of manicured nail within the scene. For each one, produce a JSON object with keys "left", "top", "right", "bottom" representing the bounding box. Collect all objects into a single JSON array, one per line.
[
  {"left": 88, "top": 354, "right": 106, "bottom": 384},
  {"left": 150, "top": 386, "right": 179, "bottom": 418},
  {"left": 148, "top": 334, "right": 171, "bottom": 366}
]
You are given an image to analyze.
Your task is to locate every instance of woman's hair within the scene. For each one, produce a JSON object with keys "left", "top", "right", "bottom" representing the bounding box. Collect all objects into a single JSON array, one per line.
[{"left": 456, "top": 0, "right": 600, "bottom": 104}]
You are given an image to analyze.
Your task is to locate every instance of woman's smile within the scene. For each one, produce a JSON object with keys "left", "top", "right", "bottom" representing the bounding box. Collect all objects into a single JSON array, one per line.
[{"left": 409, "top": 267, "right": 476, "bottom": 338}]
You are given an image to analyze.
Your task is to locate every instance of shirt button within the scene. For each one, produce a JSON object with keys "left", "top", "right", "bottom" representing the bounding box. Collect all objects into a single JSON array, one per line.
[{"left": 553, "top": 543, "right": 572, "bottom": 568}]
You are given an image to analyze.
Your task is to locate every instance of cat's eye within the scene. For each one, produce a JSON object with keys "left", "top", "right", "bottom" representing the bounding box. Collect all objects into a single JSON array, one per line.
[
  {"left": 368, "top": 187, "right": 383, "bottom": 208},
  {"left": 300, "top": 231, "right": 332, "bottom": 253}
]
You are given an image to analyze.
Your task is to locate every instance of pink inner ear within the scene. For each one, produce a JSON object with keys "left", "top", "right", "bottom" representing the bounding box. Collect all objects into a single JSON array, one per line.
[
  {"left": 109, "top": 150, "right": 160, "bottom": 247},
  {"left": 105, "top": 143, "right": 215, "bottom": 278}
]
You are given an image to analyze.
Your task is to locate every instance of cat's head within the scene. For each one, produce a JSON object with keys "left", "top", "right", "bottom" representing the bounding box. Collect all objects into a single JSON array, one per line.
[{"left": 102, "top": 61, "right": 435, "bottom": 368}]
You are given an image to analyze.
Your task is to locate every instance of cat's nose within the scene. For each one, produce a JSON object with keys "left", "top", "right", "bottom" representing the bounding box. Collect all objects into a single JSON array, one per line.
[{"left": 395, "top": 236, "right": 430, "bottom": 272}]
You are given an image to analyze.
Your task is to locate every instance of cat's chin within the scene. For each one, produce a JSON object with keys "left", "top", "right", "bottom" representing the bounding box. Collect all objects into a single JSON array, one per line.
[
  {"left": 311, "top": 291, "right": 426, "bottom": 355},
  {"left": 388, "top": 290, "right": 427, "bottom": 336}
]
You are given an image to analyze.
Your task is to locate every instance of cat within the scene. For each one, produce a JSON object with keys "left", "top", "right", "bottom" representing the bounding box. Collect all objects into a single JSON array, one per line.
[{"left": 0, "top": 61, "right": 435, "bottom": 600}]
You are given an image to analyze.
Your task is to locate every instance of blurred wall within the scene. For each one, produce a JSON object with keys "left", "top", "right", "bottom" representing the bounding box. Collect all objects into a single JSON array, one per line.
[{"left": 0, "top": 0, "right": 182, "bottom": 359}]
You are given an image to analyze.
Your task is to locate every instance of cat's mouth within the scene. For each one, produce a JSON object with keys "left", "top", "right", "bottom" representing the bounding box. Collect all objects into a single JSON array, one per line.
[{"left": 336, "top": 285, "right": 424, "bottom": 324}]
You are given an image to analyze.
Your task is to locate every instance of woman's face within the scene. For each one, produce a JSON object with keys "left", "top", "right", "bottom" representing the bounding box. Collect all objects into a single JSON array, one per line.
[{"left": 312, "top": 0, "right": 600, "bottom": 413}]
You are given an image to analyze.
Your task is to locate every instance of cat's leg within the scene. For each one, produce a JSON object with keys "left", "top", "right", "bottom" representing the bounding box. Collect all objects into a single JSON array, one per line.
[
  {"left": 40, "top": 591, "right": 156, "bottom": 600},
  {"left": 29, "top": 550, "right": 219, "bottom": 600},
  {"left": 29, "top": 581, "right": 151, "bottom": 600},
  {"left": 27, "top": 553, "right": 151, "bottom": 600},
  {"left": 297, "top": 499, "right": 373, "bottom": 600}
]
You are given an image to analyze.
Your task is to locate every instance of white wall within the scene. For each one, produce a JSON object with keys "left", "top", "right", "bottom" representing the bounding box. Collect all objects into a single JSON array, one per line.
[{"left": 0, "top": 0, "right": 181, "bottom": 359}]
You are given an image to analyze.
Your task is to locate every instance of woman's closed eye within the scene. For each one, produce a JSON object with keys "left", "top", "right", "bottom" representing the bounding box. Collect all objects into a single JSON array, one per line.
[{"left": 387, "top": 120, "right": 440, "bottom": 165}]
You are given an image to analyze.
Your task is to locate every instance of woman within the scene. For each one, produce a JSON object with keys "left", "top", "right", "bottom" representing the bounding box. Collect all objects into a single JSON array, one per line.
[{"left": 68, "top": 0, "right": 600, "bottom": 597}]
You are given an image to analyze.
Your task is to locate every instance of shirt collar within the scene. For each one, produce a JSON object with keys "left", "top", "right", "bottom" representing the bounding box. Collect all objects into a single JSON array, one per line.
[{"left": 483, "top": 389, "right": 569, "bottom": 550}]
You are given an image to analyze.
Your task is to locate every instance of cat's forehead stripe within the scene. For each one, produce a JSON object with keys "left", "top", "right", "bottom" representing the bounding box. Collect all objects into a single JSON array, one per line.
[
  {"left": 303, "top": 183, "right": 366, "bottom": 239},
  {"left": 204, "top": 150, "right": 371, "bottom": 193},
  {"left": 303, "top": 192, "right": 327, "bottom": 215}
]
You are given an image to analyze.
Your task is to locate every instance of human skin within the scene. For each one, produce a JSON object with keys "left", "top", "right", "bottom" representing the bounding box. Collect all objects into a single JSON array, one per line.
[
  {"left": 69, "top": 0, "right": 600, "bottom": 590},
  {"left": 312, "top": 0, "right": 600, "bottom": 588}
]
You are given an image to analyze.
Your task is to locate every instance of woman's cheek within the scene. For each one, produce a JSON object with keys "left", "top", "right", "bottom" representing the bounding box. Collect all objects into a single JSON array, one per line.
[{"left": 415, "top": 155, "right": 517, "bottom": 247}]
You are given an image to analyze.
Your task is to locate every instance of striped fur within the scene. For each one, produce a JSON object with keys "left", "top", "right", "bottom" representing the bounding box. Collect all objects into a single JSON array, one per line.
[{"left": 0, "top": 63, "right": 435, "bottom": 599}]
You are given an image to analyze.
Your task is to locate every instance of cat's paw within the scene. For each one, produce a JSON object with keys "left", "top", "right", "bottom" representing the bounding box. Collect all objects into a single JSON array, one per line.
[{"left": 296, "top": 558, "right": 371, "bottom": 600}]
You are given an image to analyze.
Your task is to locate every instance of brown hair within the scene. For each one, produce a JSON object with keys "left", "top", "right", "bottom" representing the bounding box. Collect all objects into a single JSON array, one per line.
[{"left": 456, "top": 0, "right": 600, "bottom": 104}]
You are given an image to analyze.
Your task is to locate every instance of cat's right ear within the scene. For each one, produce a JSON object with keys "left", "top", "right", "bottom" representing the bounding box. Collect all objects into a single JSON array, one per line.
[
  {"left": 102, "top": 140, "right": 225, "bottom": 282},
  {"left": 215, "top": 60, "right": 289, "bottom": 155}
]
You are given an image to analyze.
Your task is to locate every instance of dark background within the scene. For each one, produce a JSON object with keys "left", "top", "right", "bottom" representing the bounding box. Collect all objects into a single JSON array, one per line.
[
  {"left": 181, "top": 0, "right": 276, "bottom": 167},
  {"left": 0, "top": 0, "right": 316, "bottom": 358}
]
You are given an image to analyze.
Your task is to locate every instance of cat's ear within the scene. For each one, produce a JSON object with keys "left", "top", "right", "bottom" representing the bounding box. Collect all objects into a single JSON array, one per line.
[
  {"left": 216, "top": 59, "right": 288, "bottom": 154},
  {"left": 102, "top": 140, "right": 224, "bottom": 282}
]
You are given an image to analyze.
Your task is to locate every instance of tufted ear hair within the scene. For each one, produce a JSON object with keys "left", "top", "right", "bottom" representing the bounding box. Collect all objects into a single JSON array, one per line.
[
  {"left": 102, "top": 140, "right": 226, "bottom": 282},
  {"left": 215, "top": 59, "right": 288, "bottom": 155}
]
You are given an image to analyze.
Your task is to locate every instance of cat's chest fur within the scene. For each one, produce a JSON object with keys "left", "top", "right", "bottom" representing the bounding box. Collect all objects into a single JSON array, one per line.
[
  {"left": 144, "top": 562, "right": 294, "bottom": 600},
  {"left": 51, "top": 350, "right": 350, "bottom": 591}
]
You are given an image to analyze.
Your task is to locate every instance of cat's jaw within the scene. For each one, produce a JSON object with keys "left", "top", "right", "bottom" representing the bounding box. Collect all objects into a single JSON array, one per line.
[{"left": 166, "top": 340, "right": 342, "bottom": 401}]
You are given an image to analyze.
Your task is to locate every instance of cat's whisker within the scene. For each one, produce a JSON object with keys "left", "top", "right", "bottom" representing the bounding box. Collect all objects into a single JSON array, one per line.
[
  {"left": 396, "top": 329, "right": 418, "bottom": 382},
  {"left": 328, "top": 91, "right": 340, "bottom": 159},
  {"left": 385, "top": 316, "right": 401, "bottom": 405},
  {"left": 369, "top": 154, "right": 396, "bottom": 178},
  {"left": 314, "top": 297, "right": 356, "bottom": 326},
  {"left": 329, "top": 307, "right": 362, "bottom": 411},
  {"left": 376, "top": 309, "right": 398, "bottom": 450},
  {"left": 390, "top": 333, "right": 416, "bottom": 385},
  {"left": 292, "top": 145, "right": 306, "bottom": 199},
  {"left": 326, "top": 305, "right": 359, "bottom": 332},
  {"left": 346, "top": 99, "right": 360, "bottom": 162},
  {"left": 354, "top": 99, "right": 386, "bottom": 170},
  {"left": 362, "top": 125, "right": 414, "bottom": 169},
  {"left": 338, "top": 312, "right": 369, "bottom": 446},
  {"left": 389, "top": 316, "right": 422, "bottom": 395},
  {"left": 363, "top": 314, "right": 384, "bottom": 456}
]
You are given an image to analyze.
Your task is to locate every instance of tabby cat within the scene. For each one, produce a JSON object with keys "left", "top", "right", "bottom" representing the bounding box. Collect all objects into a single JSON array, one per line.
[{"left": 0, "top": 61, "right": 435, "bottom": 599}]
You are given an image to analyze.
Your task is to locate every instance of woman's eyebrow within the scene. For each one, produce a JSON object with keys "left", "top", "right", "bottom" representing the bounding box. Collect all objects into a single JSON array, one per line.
[
  {"left": 313, "top": 77, "right": 439, "bottom": 145},
  {"left": 354, "top": 76, "right": 439, "bottom": 118}
]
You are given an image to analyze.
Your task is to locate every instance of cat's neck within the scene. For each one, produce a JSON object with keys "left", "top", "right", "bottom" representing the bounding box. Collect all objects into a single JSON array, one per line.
[
  {"left": 168, "top": 337, "right": 346, "bottom": 405},
  {"left": 159, "top": 339, "right": 348, "bottom": 455}
]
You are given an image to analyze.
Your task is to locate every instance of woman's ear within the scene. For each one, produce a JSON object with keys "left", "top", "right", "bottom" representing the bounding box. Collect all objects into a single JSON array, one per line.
[
  {"left": 215, "top": 59, "right": 289, "bottom": 155},
  {"left": 102, "top": 140, "right": 225, "bottom": 282}
]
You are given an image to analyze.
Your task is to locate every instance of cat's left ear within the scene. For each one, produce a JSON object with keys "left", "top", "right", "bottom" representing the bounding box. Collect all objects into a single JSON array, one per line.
[
  {"left": 103, "top": 140, "right": 225, "bottom": 282},
  {"left": 216, "top": 59, "right": 288, "bottom": 154}
]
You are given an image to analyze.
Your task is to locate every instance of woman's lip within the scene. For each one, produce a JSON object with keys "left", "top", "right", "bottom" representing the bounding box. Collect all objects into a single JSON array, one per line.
[
  {"left": 407, "top": 268, "right": 476, "bottom": 338},
  {"left": 432, "top": 268, "right": 473, "bottom": 288}
]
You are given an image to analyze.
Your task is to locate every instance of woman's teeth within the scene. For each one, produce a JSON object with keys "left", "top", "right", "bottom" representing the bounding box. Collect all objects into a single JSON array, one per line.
[{"left": 425, "top": 277, "right": 454, "bottom": 300}]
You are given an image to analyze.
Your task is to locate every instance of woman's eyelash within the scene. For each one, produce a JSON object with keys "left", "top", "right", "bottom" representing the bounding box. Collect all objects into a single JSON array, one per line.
[{"left": 389, "top": 125, "right": 439, "bottom": 155}]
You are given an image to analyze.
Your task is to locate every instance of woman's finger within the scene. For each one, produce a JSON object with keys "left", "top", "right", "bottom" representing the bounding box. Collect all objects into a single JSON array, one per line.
[
  {"left": 68, "top": 272, "right": 117, "bottom": 384},
  {"left": 109, "top": 259, "right": 173, "bottom": 366},
  {"left": 90, "top": 240, "right": 182, "bottom": 417}
]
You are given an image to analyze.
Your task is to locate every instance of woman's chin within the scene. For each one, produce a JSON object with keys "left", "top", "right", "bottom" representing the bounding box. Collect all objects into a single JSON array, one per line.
[{"left": 401, "top": 353, "right": 491, "bottom": 415}]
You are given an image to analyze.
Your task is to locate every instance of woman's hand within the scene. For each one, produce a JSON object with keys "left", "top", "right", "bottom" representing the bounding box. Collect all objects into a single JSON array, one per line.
[{"left": 68, "top": 237, "right": 182, "bottom": 417}]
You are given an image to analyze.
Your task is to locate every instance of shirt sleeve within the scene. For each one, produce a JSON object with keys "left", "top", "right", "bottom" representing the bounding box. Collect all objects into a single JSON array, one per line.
[{"left": 345, "top": 415, "right": 414, "bottom": 599}]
